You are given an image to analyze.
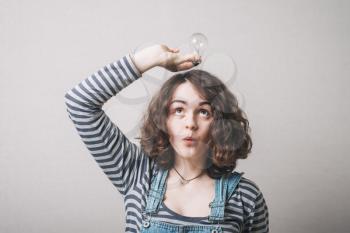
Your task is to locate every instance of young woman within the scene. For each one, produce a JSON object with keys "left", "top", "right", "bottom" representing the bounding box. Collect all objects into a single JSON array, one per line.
[{"left": 64, "top": 44, "right": 269, "bottom": 233}]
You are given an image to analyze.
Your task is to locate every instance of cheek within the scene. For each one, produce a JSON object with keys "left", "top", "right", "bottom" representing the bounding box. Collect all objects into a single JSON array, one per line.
[
  {"left": 201, "top": 122, "right": 213, "bottom": 140},
  {"left": 166, "top": 119, "right": 175, "bottom": 138},
  {"left": 166, "top": 119, "right": 182, "bottom": 139}
]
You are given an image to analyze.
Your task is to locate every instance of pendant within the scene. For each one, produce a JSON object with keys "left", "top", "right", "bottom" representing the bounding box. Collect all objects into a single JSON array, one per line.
[{"left": 180, "top": 179, "right": 190, "bottom": 185}]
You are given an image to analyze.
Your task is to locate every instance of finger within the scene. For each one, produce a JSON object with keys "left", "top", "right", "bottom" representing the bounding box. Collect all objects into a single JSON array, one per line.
[
  {"left": 176, "top": 61, "right": 197, "bottom": 71},
  {"left": 169, "top": 47, "right": 180, "bottom": 53},
  {"left": 176, "top": 52, "right": 200, "bottom": 64},
  {"left": 191, "top": 60, "right": 201, "bottom": 66}
]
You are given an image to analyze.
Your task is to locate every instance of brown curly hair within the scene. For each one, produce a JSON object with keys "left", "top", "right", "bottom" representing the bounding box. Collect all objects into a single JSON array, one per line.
[{"left": 138, "top": 69, "right": 252, "bottom": 179}]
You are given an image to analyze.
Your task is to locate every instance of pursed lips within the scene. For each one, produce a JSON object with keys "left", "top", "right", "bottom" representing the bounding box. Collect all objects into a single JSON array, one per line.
[
  {"left": 182, "top": 137, "right": 198, "bottom": 146},
  {"left": 183, "top": 136, "right": 195, "bottom": 141}
]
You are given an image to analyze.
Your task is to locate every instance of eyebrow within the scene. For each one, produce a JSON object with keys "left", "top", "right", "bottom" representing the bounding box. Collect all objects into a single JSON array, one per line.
[{"left": 169, "top": 99, "right": 211, "bottom": 107}]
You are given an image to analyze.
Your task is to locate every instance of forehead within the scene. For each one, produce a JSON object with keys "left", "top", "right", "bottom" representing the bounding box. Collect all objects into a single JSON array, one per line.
[{"left": 169, "top": 81, "right": 209, "bottom": 106}]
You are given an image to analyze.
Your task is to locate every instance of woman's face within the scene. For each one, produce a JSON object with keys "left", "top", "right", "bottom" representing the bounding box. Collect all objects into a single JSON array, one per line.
[{"left": 166, "top": 81, "right": 213, "bottom": 161}]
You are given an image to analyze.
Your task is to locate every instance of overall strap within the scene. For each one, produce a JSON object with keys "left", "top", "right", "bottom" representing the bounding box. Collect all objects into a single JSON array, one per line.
[
  {"left": 143, "top": 168, "right": 169, "bottom": 214},
  {"left": 226, "top": 171, "right": 243, "bottom": 201},
  {"left": 208, "top": 171, "right": 243, "bottom": 222}
]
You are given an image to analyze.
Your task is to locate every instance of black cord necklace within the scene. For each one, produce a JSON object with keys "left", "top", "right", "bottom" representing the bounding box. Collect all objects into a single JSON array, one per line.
[{"left": 173, "top": 167, "right": 205, "bottom": 185}]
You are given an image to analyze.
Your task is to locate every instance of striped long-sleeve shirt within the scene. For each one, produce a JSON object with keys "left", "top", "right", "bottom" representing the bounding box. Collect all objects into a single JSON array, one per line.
[{"left": 64, "top": 53, "right": 269, "bottom": 233}]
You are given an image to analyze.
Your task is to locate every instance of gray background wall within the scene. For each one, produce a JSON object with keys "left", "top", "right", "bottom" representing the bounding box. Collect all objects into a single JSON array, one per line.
[{"left": 1, "top": 0, "right": 349, "bottom": 232}]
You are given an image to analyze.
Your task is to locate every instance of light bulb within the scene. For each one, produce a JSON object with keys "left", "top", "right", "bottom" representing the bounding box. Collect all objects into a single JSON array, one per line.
[{"left": 189, "top": 33, "right": 208, "bottom": 57}]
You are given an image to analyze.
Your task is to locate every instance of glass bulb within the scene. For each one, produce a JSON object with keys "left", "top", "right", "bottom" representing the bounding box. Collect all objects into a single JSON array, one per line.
[{"left": 189, "top": 33, "right": 208, "bottom": 57}]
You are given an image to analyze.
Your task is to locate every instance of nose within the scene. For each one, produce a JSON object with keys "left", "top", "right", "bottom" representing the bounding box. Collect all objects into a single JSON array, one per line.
[{"left": 185, "top": 113, "right": 198, "bottom": 130}]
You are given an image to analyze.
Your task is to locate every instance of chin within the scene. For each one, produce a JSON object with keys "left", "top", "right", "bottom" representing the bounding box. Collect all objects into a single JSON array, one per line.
[{"left": 176, "top": 148, "right": 200, "bottom": 158}]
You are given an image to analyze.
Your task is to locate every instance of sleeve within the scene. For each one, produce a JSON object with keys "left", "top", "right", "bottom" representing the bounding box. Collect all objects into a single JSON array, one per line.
[
  {"left": 64, "top": 53, "right": 150, "bottom": 196},
  {"left": 243, "top": 191, "right": 270, "bottom": 233}
]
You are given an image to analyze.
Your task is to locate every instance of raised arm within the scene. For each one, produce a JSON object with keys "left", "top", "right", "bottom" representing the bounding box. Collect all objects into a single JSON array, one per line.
[
  {"left": 64, "top": 53, "right": 148, "bottom": 196},
  {"left": 64, "top": 44, "right": 201, "bottom": 196}
]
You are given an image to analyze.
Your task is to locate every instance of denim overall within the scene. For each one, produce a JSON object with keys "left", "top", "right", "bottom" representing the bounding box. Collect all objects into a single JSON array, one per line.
[{"left": 140, "top": 168, "right": 243, "bottom": 233}]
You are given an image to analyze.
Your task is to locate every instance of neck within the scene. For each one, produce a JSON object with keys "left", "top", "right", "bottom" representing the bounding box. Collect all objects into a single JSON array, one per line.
[{"left": 172, "top": 153, "right": 208, "bottom": 180}]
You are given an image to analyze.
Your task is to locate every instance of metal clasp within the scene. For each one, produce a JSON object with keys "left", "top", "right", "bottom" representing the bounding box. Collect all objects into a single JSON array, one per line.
[
  {"left": 142, "top": 221, "right": 150, "bottom": 228},
  {"left": 141, "top": 209, "right": 152, "bottom": 229}
]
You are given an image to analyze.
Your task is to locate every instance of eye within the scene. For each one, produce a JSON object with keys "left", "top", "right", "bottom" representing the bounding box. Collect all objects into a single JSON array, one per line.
[
  {"left": 199, "top": 109, "right": 210, "bottom": 117},
  {"left": 174, "top": 107, "right": 184, "bottom": 115}
]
